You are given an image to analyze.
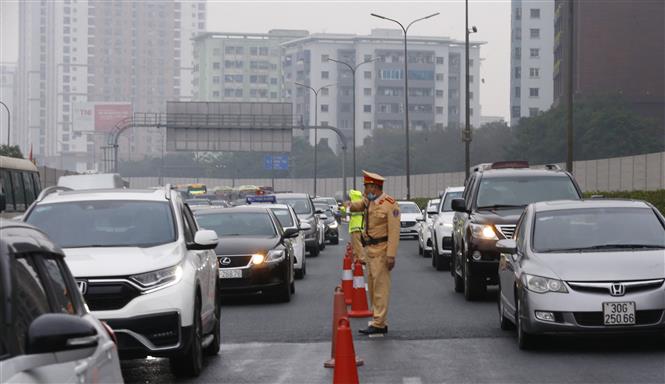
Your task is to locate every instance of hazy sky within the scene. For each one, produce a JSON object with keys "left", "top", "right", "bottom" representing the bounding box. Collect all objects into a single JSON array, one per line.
[{"left": 0, "top": 0, "right": 511, "bottom": 121}]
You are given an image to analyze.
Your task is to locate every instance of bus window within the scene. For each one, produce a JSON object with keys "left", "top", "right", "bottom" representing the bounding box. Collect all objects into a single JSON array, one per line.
[
  {"left": 11, "top": 171, "right": 26, "bottom": 211},
  {"left": 23, "top": 172, "right": 36, "bottom": 205},
  {"left": 31, "top": 173, "right": 42, "bottom": 195},
  {"left": 0, "top": 170, "right": 14, "bottom": 211}
]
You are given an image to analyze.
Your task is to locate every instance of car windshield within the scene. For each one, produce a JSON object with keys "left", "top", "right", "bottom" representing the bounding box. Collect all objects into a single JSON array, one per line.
[
  {"left": 441, "top": 192, "right": 463, "bottom": 212},
  {"left": 26, "top": 201, "right": 176, "bottom": 248},
  {"left": 277, "top": 197, "right": 313, "bottom": 215},
  {"left": 476, "top": 176, "right": 579, "bottom": 209},
  {"left": 271, "top": 208, "right": 295, "bottom": 228},
  {"left": 427, "top": 200, "right": 440, "bottom": 211},
  {"left": 533, "top": 207, "right": 665, "bottom": 252},
  {"left": 196, "top": 212, "right": 276, "bottom": 237},
  {"left": 399, "top": 203, "right": 421, "bottom": 214},
  {"left": 316, "top": 198, "right": 337, "bottom": 206}
]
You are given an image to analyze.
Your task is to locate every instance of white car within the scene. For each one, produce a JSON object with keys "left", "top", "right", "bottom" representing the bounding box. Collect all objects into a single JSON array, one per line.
[
  {"left": 268, "top": 204, "right": 310, "bottom": 278},
  {"left": 24, "top": 186, "right": 220, "bottom": 377},
  {"left": 397, "top": 201, "right": 422, "bottom": 239},
  {"left": 430, "top": 186, "right": 465, "bottom": 270},
  {"left": 417, "top": 198, "right": 440, "bottom": 257}
]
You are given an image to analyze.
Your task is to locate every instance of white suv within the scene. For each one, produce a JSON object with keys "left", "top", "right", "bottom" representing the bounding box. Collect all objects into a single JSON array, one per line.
[
  {"left": 430, "top": 186, "right": 465, "bottom": 271},
  {"left": 24, "top": 186, "right": 220, "bottom": 377}
]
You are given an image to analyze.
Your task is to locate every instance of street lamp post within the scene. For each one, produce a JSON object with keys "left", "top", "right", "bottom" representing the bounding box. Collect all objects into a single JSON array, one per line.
[
  {"left": 326, "top": 57, "right": 377, "bottom": 190},
  {"left": 371, "top": 12, "right": 439, "bottom": 199},
  {"left": 295, "top": 82, "right": 334, "bottom": 196},
  {"left": 464, "top": 0, "right": 478, "bottom": 180},
  {"left": 0, "top": 101, "right": 10, "bottom": 145}
]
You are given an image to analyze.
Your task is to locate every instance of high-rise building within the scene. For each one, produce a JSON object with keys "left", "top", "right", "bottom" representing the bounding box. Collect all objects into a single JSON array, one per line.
[
  {"left": 192, "top": 30, "right": 308, "bottom": 102},
  {"left": 510, "top": 0, "right": 554, "bottom": 126},
  {"left": 0, "top": 63, "right": 16, "bottom": 146},
  {"left": 553, "top": 0, "right": 664, "bottom": 125},
  {"left": 281, "top": 29, "right": 483, "bottom": 152},
  {"left": 15, "top": 0, "right": 205, "bottom": 171}
]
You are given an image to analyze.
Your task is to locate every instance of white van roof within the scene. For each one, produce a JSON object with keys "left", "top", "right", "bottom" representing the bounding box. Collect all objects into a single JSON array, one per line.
[{"left": 57, "top": 173, "right": 128, "bottom": 190}]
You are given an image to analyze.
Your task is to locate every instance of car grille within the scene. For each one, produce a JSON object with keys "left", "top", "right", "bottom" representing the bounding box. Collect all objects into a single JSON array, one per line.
[
  {"left": 574, "top": 310, "right": 663, "bottom": 326},
  {"left": 442, "top": 236, "right": 453, "bottom": 250},
  {"left": 567, "top": 279, "right": 664, "bottom": 296},
  {"left": 83, "top": 280, "right": 141, "bottom": 311},
  {"left": 401, "top": 221, "right": 416, "bottom": 228},
  {"left": 495, "top": 224, "right": 516, "bottom": 239},
  {"left": 218, "top": 255, "right": 252, "bottom": 268}
]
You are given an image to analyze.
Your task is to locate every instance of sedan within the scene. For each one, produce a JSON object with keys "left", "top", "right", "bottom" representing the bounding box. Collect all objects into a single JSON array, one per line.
[
  {"left": 398, "top": 201, "right": 422, "bottom": 239},
  {"left": 268, "top": 204, "right": 311, "bottom": 279},
  {"left": 497, "top": 199, "right": 665, "bottom": 349},
  {"left": 194, "top": 206, "right": 298, "bottom": 302},
  {"left": 417, "top": 198, "right": 440, "bottom": 257}
]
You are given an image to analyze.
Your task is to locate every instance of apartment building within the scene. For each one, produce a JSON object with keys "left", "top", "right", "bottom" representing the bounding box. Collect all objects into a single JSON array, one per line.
[
  {"left": 0, "top": 63, "right": 16, "bottom": 146},
  {"left": 15, "top": 0, "right": 205, "bottom": 171},
  {"left": 510, "top": 0, "right": 554, "bottom": 126}
]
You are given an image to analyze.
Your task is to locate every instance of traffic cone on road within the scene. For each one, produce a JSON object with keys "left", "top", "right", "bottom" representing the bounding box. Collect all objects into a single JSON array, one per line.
[
  {"left": 348, "top": 261, "right": 373, "bottom": 318},
  {"left": 341, "top": 253, "right": 354, "bottom": 305},
  {"left": 325, "top": 287, "right": 363, "bottom": 368},
  {"left": 332, "top": 318, "right": 360, "bottom": 384}
]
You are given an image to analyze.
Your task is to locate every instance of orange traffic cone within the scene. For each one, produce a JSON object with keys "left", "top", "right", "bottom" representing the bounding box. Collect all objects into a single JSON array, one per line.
[
  {"left": 341, "top": 253, "right": 354, "bottom": 305},
  {"left": 325, "top": 287, "right": 364, "bottom": 368},
  {"left": 332, "top": 318, "right": 360, "bottom": 384},
  {"left": 348, "top": 261, "right": 373, "bottom": 318}
]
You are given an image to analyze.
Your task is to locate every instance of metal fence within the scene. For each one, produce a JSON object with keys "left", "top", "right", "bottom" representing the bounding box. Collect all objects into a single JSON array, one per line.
[{"left": 123, "top": 151, "right": 665, "bottom": 198}]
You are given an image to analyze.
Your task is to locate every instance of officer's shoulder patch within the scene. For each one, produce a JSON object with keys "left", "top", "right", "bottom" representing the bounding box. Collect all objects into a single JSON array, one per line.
[
  {"left": 385, "top": 196, "right": 395, "bottom": 204},
  {"left": 378, "top": 200, "right": 384, "bottom": 205},
  {"left": 392, "top": 209, "right": 400, "bottom": 217}
]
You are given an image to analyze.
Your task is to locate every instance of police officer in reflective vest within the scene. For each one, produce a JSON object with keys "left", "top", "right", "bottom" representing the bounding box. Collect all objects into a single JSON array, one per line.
[
  {"left": 347, "top": 189, "right": 366, "bottom": 263},
  {"left": 349, "top": 170, "right": 400, "bottom": 335}
]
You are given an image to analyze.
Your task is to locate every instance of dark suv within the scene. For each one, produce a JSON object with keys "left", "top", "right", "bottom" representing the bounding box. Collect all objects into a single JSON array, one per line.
[{"left": 450, "top": 162, "right": 583, "bottom": 301}]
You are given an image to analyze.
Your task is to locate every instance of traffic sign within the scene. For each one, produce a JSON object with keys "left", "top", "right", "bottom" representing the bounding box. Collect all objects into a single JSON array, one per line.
[{"left": 264, "top": 154, "right": 289, "bottom": 170}]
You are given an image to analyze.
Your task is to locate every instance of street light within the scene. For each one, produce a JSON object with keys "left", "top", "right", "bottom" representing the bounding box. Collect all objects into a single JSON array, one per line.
[
  {"left": 294, "top": 82, "right": 335, "bottom": 196},
  {"left": 371, "top": 12, "right": 440, "bottom": 199},
  {"left": 464, "top": 0, "right": 478, "bottom": 179},
  {"left": 326, "top": 57, "right": 377, "bottom": 189},
  {"left": 0, "top": 100, "right": 10, "bottom": 145}
]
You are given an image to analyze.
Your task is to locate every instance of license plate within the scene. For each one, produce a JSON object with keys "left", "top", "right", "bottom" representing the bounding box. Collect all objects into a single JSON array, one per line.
[
  {"left": 218, "top": 269, "right": 242, "bottom": 279},
  {"left": 603, "top": 302, "right": 636, "bottom": 325}
]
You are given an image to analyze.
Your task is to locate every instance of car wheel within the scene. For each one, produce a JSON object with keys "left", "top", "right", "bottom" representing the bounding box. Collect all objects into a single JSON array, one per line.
[
  {"left": 309, "top": 246, "right": 319, "bottom": 257},
  {"left": 170, "top": 295, "right": 203, "bottom": 377},
  {"left": 290, "top": 280, "right": 296, "bottom": 294},
  {"left": 418, "top": 242, "right": 423, "bottom": 256},
  {"left": 516, "top": 297, "right": 536, "bottom": 350},
  {"left": 463, "top": 259, "right": 485, "bottom": 301},
  {"left": 435, "top": 251, "right": 448, "bottom": 271},
  {"left": 331, "top": 236, "right": 339, "bottom": 245},
  {"left": 498, "top": 288, "right": 514, "bottom": 331},
  {"left": 204, "top": 292, "right": 221, "bottom": 356},
  {"left": 295, "top": 266, "right": 304, "bottom": 279},
  {"left": 424, "top": 248, "right": 432, "bottom": 258},
  {"left": 319, "top": 241, "right": 326, "bottom": 250},
  {"left": 432, "top": 239, "right": 438, "bottom": 267}
]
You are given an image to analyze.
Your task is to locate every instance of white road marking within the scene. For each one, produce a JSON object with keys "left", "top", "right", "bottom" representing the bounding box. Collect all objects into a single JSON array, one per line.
[{"left": 403, "top": 377, "right": 423, "bottom": 384}]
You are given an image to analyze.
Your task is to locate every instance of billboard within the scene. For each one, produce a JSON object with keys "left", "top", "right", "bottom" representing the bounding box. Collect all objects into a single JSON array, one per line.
[
  {"left": 165, "top": 101, "right": 293, "bottom": 152},
  {"left": 73, "top": 102, "right": 133, "bottom": 133}
]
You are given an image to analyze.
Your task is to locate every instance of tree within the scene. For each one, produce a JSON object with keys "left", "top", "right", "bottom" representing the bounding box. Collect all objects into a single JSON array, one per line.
[{"left": 0, "top": 145, "right": 24, "bottom": 159}]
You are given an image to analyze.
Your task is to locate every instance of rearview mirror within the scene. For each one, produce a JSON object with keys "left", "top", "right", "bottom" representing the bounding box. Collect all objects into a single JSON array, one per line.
[
  {"left": 496, "top": 239, "right": 517, "bottom": 254},
  {"left": 282, "top": 227, "right": 299, "bottom": 239},
  {"left": 189, "top": 229, "right": 219, "bottom": 250},
  {"left": 451, "top": 198, "right": 467, "bottom": 213},
  {"left": 27, "top": 313, "right": 98, "bottom": 355}
]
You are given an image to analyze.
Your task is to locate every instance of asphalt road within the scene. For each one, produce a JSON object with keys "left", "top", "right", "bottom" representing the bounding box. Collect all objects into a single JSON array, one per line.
[{"left": 121, "top": 226, "right": 665, "bottom": 383}]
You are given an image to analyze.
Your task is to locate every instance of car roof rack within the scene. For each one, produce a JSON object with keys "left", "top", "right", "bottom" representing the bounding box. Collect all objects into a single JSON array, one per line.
[
  {"left": 36, "top": 186, "right": 73, "bottom": 202},
  {"left": 544, "top": 164, "right": 563, "bottom": 171}
]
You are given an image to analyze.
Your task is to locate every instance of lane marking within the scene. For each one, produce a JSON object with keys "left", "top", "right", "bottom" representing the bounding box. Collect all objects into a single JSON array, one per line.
[{"left": 403, "top": 377, "right": 423, "bottom": 384}]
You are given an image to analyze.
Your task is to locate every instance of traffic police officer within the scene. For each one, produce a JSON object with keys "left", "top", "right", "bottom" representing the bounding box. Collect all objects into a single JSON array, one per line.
[
  {"left": 347, "top": 189, "right": 366, "bottom": 263},
  {"left": 349, "top": 170, "right": 400, "bottom": 335}
]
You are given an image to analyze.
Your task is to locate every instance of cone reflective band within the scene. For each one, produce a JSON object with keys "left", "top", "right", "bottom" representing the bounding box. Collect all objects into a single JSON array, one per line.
[
  {"left": 341, "top": 254, "right": 353, "bottom": 305},
  {"left": 348, "top": 261, "right": 373, "bottom": 318}
]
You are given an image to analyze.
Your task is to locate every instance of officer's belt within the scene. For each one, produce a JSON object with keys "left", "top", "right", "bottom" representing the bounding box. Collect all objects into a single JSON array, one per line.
[{"left": 362, "top": 236, "right": 388, "bottom": 246}]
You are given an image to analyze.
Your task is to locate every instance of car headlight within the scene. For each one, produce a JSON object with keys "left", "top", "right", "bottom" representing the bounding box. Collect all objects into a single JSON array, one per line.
[
  {"left": 329, "top": 221, "right": 338, "bottom": 229},
  {"left": 523, "top": 274, "right": 568, "bottom": 294},
  {"left": 470, "top": 223, "right": 498, "bottom": 240},
  {"left": 131, "top": 264, "right": 183, "bottom": 291}
]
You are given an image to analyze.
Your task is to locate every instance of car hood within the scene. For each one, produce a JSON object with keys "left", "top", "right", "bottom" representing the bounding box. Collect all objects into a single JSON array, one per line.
[
  {"left": 473, "top": 208, "right": 524, "bottom": 225},
  {"left": 529, "top": 250, "right": 665, "bottom": 281},
  {"left": 215, "top": 236, "right": 281, "bottom": 255},
  {"left": 63, "top": 242, "right": 185, "bottom": 278},
  {"left": 400, "top": 213, "right": 421, "bottom": 221}
]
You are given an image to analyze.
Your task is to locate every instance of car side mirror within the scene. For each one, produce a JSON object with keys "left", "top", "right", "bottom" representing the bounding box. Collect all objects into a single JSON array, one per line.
[
  {"left": 27, "top": 313, "right": 98, "bottom": 355},
  {"left": 282, "top": 227, "right": 299, "bottom": 239},
  {"left": 319, "top": 214, "right": 328, "bottom": 220},
  {"left": 451, "top": 198, "right": 467, "bottom": 213},
  {"left": 496, "top": 239, "right": 517, "bottom": 254},
  {"left": 189, "top": 229, "right": 219, "bottom": 250},
  {"left": 299, "top": 222, "right": 312, "bottom": 231},
  {"left": 315, "top": 209, "right": 324, "bottom": 214}
]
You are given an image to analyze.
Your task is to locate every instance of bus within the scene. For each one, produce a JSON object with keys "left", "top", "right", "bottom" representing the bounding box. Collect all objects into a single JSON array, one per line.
[
  {"left": 187, "top": 183, "right": 207, "bottom": 196},
  {"left": 0, "top": 156, "right": 42, "bottom": 218}
]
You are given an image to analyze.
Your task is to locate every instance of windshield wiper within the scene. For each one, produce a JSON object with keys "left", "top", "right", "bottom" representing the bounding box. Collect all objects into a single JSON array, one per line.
[
  {"left": 538, "top": 244, "right": 665, "bottom": 253},
  {"left": 477, "top": 204, "right": 526, "bottom": 210}
]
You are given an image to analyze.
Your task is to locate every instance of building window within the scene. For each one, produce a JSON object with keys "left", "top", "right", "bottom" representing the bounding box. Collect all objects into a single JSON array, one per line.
[
  {"left": 529, "top": 67, "right": 540, "bottom": 78},
  {"left": 321, "top": 104, "right": 329, "bottom": 112},
  {"left": 436, "top": 106, "right": 444, "bottom": 114},
  {"left": 321, "top": 71, "right": 329, "bottom": 79},
  {"left": 469, "top": 75, "right": 474, "bottom": 83},
  {"left": 364, "top": 54, "right": 372, "bottom": 62},
  {"left": 469, "top": 59, "right": 474, "bottom": 67},
  {"left": 321, "top": 88, "right": 329, "bottom": 96},
  {"left": 512, "top": 106, "right": 521, "bottom": 118},
  {"left": 213, "top": 62, "right": 221, "bottom": 69},
  {"left": 514, "top": 66, "right": 521, "bottom": 79},
  {"left": 515, "top": 7, "right": 522, "bottom": 20},
  {"left": 515, "top": 86, "right": 521, "bottom": 98},
  {"left": 469, "top": 91, "right": 474, "bottom": 100},
  {"left": 270, "top": 92, "right": 277, "bottom": 99},
  {"left": 321, "top": 121, "right": 329, "bottom": 127},
  {"left": 529, "top": 87, "right": 539, "bottom": 97},
  {"left": 321, "top": 54, "right": 329, "bottom": 62},
  {"left": 235, "top": 89, "right": 243, "bottom": 97},
  {"left": 363, "top": 88, "right": 372, "bottom": 96},
  {"left": 213, "top": 76, "right": 220, "bottom": 84},
  {"left": 363, "top": 121, "right": 371, "bottom": 129},
  {"left": 341, "top": 104, "right": 351, "bottom": 113},
  {"left": 470, "top": 108, "right": 474, "bottom": 116},
  {"left": 363, "top": 105, "right": 372, "bottom": 113},
  {"left": 530, "top": 48, "right": 540, "bottom": 58},
  {"left": 363, "top": 71, "right": 372, "bottom": 79},
  {"left": 514, "top": 47, "right": 521, "bottom": 59},
  {"left": 436, "top": 56, "right": 444, "bottom": 64},
  {"left": 530, "top": 28, "right": 540, "bottom": 39},
  {"left": 435, "top": 73, "right": 444, "bottom": 81},
  {"left": 436, "top": 90, "right": 444, "bottom": 98},
  {"left": 529, "top": 107, "right": 539, "bottom": 117},
  {"left": 530, "top": 8, "right": 540, "bottom": 19},
  {"left": 212, "top": 91, "right": 220, "bottom": 97}
]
